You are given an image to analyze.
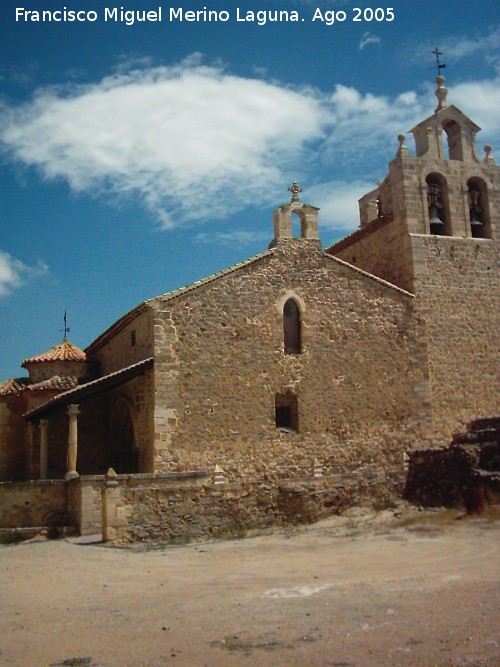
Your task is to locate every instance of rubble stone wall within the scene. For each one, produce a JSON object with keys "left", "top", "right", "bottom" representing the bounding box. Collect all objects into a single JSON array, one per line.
[
  {"left": 411, "top": 236, "right": 500, "bottom": 443},
  {"left": 151, "top": 240, "right": 431, "bottom": 479},
  {"left": 103, "top": 469, "right": 404, "bottom": 543}
]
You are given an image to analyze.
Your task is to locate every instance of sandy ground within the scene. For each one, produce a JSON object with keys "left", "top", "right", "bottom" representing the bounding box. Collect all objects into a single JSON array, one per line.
[{"left": 1, "top": 505, "right": 499, "bottom": 667}]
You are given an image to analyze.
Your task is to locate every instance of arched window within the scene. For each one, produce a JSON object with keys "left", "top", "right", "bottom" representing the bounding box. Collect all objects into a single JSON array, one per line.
[
  {"left": 283, "top": 298, "right": 301, "bottom": 354},
  {"left": 467, "top": 178, "right": 490, "bottom": 239},
  {"left": 426, "top": 174, "right": 450, "bottom": 236},
  {"left": 442, "top": 119, "right": 464, "bottom": 161}
]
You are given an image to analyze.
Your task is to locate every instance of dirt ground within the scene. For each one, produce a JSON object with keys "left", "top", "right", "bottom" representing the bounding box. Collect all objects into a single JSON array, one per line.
[{"left": 1, "top": 504, "right": 499, "bottom": 667}]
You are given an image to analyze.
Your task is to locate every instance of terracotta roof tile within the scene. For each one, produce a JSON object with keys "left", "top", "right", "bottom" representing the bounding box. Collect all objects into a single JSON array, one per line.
[
  {"left": 0, "top": 378, "right": 30, "bottom": 396},
  {"left": 21, "top": 340, "right": 87, "bottom": 367},
  {"left": 24, "top": 357, "right": 153, "bottom": 420},
  {"left": 27, "top": 376, "right": 79, "bottom": 392}
]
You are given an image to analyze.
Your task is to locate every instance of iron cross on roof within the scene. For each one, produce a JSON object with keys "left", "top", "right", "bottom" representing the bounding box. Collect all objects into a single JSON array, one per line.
[
  {"left": 288, "top": 181, "right": 302, "bottom": 203},
  {"left": 61, "top": 309, "right": 71, "bottom": 340},
  {"left": 432, "top": 47, "right": 446, "bottom": 76}
]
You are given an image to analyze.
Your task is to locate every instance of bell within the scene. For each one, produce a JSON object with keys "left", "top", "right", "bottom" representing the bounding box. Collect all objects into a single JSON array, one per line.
[
  {"left": 429, "top": 204, "right": 444, "bottom": 228},
  {"left": 469, "top": 208, "right": 483, "bottom": 228}
]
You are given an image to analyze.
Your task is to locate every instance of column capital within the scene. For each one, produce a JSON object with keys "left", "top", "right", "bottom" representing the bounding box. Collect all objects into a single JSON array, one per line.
[{"left": 67, "top": 403, "right": 80, "bottom": 417}]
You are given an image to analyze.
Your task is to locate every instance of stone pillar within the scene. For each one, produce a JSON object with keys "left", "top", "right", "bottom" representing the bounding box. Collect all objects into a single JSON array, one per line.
[
  {"left": 102, "top": 468, "right": 127, "bottom": 542},
  {"left": 66, "top": 404, "right": 80, "bottom": 480},
  {"left": 39, "top": 419, "right": 49, "bottom": 480}
]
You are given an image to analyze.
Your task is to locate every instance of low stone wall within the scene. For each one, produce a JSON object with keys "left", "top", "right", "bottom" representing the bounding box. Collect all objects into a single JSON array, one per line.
[
  {"left": 103, "top": 467, "right": 404, "bottom": 543},
  {"left": 0, "top": 479, "right": 69, "bottom": 530}
]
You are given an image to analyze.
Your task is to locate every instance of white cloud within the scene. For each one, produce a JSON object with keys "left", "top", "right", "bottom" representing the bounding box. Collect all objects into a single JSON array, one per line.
[
  {"left": 1, "top": 56, "right": 499, "bottom": 238},
  {"left": 359, "top": 32, "right": 381, "bottom": 51},
  {"left": 450, "top": 80, "right": 500, "bottom": 139},
  {"left": 307, "top": 180, "right": 376, "bottom": 232},
  {"left": 1, "top": 58, "right": 327, "bottom": 229},
  {"left": 0, "top": 251, "right": 48, "bottom": 297}
]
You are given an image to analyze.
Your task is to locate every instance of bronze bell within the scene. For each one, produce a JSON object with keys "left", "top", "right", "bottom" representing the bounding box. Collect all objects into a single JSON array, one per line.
[
  {"left": 469, "top": 207, "right": 483, "bottom": 228},
  {"left": 429, "top": 204, "right": 444, "bottom": 228}
]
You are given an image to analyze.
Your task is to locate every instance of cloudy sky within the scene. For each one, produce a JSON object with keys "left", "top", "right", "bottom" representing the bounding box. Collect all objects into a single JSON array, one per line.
[{"left": 1, "top": 0, "right": 499, "bottom": 379}]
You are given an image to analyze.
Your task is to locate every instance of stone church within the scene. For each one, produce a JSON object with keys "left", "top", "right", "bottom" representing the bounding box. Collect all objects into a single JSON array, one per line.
[{"left": 0, "top": 77, "right": 498, "bottom": 537}]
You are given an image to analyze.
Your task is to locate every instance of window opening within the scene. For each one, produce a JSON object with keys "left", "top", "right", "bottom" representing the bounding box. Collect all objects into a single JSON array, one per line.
[
  {"left": 283, "top": 298, "right": 301, "bottom": 354},
  {"left": 426, "top": 175, "right": 450, "bottom": 236},
  {"left": 467, "top": 179, "right": 489, "bottom": 239},
  {"left": 275, "top": 393, "right": 299, "bottom": 432}
]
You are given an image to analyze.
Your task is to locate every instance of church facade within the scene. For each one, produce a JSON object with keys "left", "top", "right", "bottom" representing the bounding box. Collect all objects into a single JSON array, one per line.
[{"left": 0, "top": 78, "right": 498, "bottom": 519}]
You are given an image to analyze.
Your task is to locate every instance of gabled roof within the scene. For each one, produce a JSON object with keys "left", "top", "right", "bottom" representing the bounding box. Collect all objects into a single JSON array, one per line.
[
  {"left": 0, "top": 377, "right": 30, "bottom": 396},
  {"left": 28, "top": 376, "right": 79, "bottom": 392},
  {"left": 326, "top": 215, "right": 393, "bottom": 255},
  {"left": 21, "top": 339, "right": 86, "bottom": 367},
  {"left": 86, "top": 249, "right": 275, "bottom": 354},
  {"left": 324, "top": 253, "right": 414, "bottom": 298},
  {"left": 410, "top": 104, "right": 481, "bottom": 135},
  {"left": 24, "top": 357, "right": 153, "bottom": 421}
]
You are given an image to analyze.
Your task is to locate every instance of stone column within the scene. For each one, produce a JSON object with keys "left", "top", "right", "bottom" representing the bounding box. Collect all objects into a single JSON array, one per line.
[
  {"left": 66, "top": 404, "right": 80, "bottom": 480},
  {"left": 102, "top": 468, "right": 127, "bottom": 542},
  {"left": 39, "top": 419, "right": 49, "bottom": 480}
]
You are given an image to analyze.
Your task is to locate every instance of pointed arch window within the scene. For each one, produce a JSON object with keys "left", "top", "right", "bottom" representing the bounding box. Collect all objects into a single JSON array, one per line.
[{"left": 283, "top": 298, "right": 301, "bottom": 354}]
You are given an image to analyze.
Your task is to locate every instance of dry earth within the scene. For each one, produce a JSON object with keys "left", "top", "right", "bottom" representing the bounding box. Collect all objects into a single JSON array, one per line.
[{"left": 1, "top": 504, "right": 499, "bottom": 667}]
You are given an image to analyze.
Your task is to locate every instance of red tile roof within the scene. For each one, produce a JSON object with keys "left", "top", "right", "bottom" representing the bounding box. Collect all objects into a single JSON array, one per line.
[
  {"left": 27, "top": 376, "right": 79, "bottom": 392},
  {"left": 0, "top": 378, "right": 30, "bottom": 396},
  {"left": 21, "top": 340, "right": 86, "bottom": 367}
]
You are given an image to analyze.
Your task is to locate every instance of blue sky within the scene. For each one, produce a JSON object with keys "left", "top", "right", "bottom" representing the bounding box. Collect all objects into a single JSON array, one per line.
[{"left": 1, "top": 0, "right": 499, "bottom": 380}]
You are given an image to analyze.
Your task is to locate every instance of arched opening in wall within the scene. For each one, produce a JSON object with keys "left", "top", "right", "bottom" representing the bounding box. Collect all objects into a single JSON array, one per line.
[
  {"left": 442, "top": 119, "right": 463, "bottom": 161},
  {"left": 109, "top": 397, "right": 139, "bottom": 474},
  {"left": 275, "top": 393, "right": 299, "bottom": 432},
  {"left": 291, "top": 210, "right": 303, "bottom": 238},
  {"left": 467, "top": 178, "right": 490, "bottom": 239},
  {"left": 426, "top": 174, "right": 450, "bottom": 236},
  {"left": 283, "top": 298, "right": 301, "bottom": 354}
]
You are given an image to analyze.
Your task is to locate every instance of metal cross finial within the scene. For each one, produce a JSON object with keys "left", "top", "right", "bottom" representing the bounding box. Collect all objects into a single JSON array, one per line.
[
  {"left": 288, "top": 181, "right": 302, "bottom": 203},
  {"left": 432, "top": 47, "right": 446, "bottom": 76},
  {"left": 61, "top": 310, "right": 70, "bottom": 340}
]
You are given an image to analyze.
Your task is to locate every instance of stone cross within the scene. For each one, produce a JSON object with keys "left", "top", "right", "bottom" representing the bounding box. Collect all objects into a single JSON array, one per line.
[{"left": 288, "top": 181, "right": 302, "bottom": 203}]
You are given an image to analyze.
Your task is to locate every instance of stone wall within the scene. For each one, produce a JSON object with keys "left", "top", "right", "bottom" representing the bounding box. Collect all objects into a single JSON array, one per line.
[
  {"left": 411, "top": 236, "right": 499, "bottom": 443},
  {"left": 328, "top": 218, "right": 414, "bottom": 292},
  {"left": 0, "top": 479, "right": 68, "bottom": 530},
  {"left": 67, "top": 476, "right": 103, "bottom": 535},
  {"left": 102, "top": 468, "right": 404, "bottom": 543},
  {"left": 87, "top": 308, "right": 154, "bottom": 376},
  {"left": 0, "top": 399, "right": 26, "bottom": 482},
  {"left": 149, "top": 241, "right": 431, "bottom": 480}
]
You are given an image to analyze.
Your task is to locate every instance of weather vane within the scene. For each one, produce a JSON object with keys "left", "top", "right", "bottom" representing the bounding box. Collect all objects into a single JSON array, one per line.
[
  {"left": 61, "top": 310, "right": 70, "bottom": 340},
  {"left": 432, "top": 47, "right": 446, "bottom": 76}
]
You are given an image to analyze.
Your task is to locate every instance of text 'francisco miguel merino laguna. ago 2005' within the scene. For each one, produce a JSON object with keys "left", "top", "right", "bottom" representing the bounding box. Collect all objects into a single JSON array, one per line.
[{"left": 14, "top": 6, "right": 397, "bottom": 27}]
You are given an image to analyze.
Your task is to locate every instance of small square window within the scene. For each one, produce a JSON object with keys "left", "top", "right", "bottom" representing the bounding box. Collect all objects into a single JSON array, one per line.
[{"left": 275, "top": 393, "right": 298, "bottom": 432}]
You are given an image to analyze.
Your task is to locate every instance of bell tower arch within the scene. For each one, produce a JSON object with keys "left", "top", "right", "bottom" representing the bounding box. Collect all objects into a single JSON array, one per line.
[{"left": 270, "top": 182, "right": 320, "bottom": 248}]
